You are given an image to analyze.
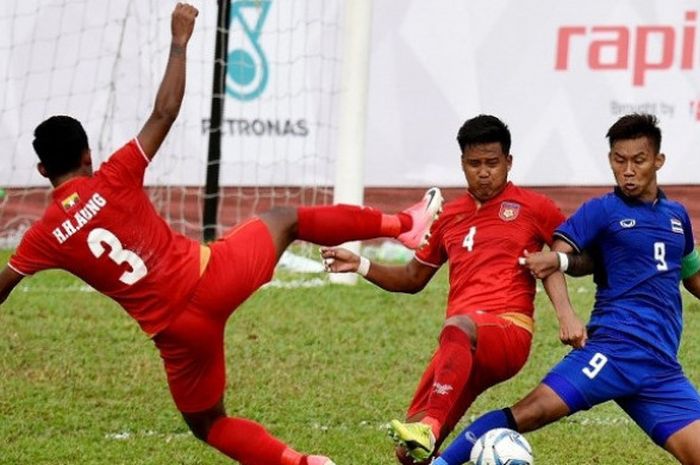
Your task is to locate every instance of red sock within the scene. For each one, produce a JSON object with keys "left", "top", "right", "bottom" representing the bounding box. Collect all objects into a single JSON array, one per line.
[
  {"left": 425, "top": 325, "right": 474, "bottom": 430},
  {"left": 207, "top": 416, "right": 298, "bottom": 465},
  {"left": 297, "top": 205, "right": 410, "bottom": 245}
]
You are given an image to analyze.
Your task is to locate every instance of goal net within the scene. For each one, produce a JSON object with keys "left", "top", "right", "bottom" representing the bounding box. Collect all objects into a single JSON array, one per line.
[{"left": 0, "top": 0, "right": 344, "bottom": 252}]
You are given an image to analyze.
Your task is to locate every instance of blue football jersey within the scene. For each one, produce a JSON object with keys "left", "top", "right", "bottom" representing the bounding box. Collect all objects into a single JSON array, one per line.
[{"left": 555, "top": 188, "right": 695, "bottom": 360}]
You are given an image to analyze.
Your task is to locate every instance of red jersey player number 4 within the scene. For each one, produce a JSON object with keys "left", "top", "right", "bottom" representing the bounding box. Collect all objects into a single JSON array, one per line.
[
  {"left": 320, "top": 115, "right": 565, "bottom": 465},
  {"left": 415, "top": 181, "right": 564, "bottom": 321}
]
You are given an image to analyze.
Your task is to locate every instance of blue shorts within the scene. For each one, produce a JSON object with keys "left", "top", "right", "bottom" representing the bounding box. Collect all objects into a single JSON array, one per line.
[{"left": 543, "top": 334, "right": 700, "bottom": 446}]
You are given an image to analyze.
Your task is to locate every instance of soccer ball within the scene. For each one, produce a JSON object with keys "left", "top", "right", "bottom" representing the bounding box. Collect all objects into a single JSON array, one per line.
[{"left": 469, "top": 428, "right": 533, "bottom": 465}]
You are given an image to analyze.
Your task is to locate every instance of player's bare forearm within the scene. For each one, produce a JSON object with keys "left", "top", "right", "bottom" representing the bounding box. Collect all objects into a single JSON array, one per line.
[
  {"left": 0, "top": 266, "right": 23, "bottom": 306},
  {"left": 683, "top": 271, "right": 700, "bottom": 300},
  {"left": 519, "top": 250, "right": 558, "bottom": 279},
  {"left": 542, "top": 269, "right": 587, "bottom": 348},
  {"left": 155, "top": 42, "right": 187, "bottom": 120},
  {"left": 521, "top": 239, "right": 592, "bottom": 279},
  {"left": 551, "top": 239, "right": 594, "bottom": 277},
  {"left": 137, "top": 3, "right": 198, "bottom": 159},
  {"left": 564, "top": 249, "right": 594, "bottom": 277},
  {"left": 320, "top": 246, "right": 434, "bottom": 293},
  {"left": 541, "top": 271, "right": 571, "bottom": 318},
  {"left": 0, "top": 289, "right": 10, "bottom": 306},
  {"left": 363, "top": 260, "right": 434, "bottom": 294}
]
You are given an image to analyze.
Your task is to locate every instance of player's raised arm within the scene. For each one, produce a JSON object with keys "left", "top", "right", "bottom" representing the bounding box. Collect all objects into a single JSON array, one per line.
[
  {"left": 0, "top": 266, "right": 23, "bottom": 306},
  {"left": 137, "top": 3, "right": 198, "bottom": 160}
]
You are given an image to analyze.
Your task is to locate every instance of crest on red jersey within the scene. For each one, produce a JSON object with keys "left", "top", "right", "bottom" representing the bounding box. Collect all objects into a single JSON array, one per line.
[{"left": 499, "top": 201, "right": 520, "bottom": 221}]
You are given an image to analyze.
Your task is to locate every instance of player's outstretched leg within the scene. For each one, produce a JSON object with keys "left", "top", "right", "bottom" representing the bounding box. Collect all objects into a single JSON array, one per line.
[
  {"left": 181, "top": 401, "right": 335, "bottom": 465},
  {"left": 203, "top": 415, "right": 336, "bottom": 465},
  {"left": 296, "top": 187, "right": 443, "bottom": 250},
  {"left": 388, "top": 323, "right": 474, "bottom": 463}
]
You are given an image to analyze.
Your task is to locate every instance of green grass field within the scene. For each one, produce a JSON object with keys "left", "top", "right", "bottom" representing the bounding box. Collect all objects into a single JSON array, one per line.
[{"left": 1, "top": 248, "right": 699, "bottom": 465}]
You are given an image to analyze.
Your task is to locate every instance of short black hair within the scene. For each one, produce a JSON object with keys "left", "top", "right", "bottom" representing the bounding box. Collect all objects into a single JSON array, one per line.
[
  {"left": 606, "top": 113, "right": 661, "bottom": 154},
  {"left": 456, "top": 114, "right": 511, "bottom": 154},
  {"left": 32, "top": 115, "right": 89, "bottom": 178}
]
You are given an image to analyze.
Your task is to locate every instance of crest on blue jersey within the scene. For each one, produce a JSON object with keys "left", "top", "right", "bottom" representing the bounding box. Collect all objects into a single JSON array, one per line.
[
  {"left": 619, "top": 218, "right": 636, "bottom": 228},
  {"left": 499, "top": 202, "right": 520, "bottom": 222},
  {"left": 670, "top": 218, "right": 684, "bottom": 234}
]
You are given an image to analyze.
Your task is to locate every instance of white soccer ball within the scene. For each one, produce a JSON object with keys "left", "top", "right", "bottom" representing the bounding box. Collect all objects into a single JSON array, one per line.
[{"left": 469, "top": 428, "right": 533, "bottom": 465}]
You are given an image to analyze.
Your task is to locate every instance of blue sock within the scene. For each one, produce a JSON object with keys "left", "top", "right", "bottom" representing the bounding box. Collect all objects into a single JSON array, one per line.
[{"left": 434, "top": 409, "right": 515, "bottom": 465}]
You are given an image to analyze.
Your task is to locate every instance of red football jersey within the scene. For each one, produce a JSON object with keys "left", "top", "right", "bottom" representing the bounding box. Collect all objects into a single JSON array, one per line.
[
  {"left": 9, "top": 139, "right": 201, "bottom": 335},
  {"left": 415, "top": 182, "right": 565, "bottom": 319}
]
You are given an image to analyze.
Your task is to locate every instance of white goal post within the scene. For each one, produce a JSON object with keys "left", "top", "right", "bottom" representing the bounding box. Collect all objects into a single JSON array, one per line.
[{"left": 329, "top": 0, "right": 372, "bottom": 285}]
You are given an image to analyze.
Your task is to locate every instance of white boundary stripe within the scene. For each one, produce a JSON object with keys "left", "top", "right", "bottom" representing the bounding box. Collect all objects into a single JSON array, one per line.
[
  {"left": 264, "top": 278, "right": 328, "bottom": 289},
  {"left": 105, "top": 431, "right": 192, "bottom": 441},
  {"left": 17, "top": 278, "right": 602, "bottom": 294},
  {"left": 16, "top": 279, "right": 328, "bottom": 293},
  {"left": 105, "top": 414, "right": 635, "bottom": 443},
  {"left": 465, "top": 414, "right": 633, "bottom": 427},
  {"left": 561, "top": 416, "right": 633, "bottom": 426},
  {"left": 16, "top": 284, "right": 97, "bottom": 293}
]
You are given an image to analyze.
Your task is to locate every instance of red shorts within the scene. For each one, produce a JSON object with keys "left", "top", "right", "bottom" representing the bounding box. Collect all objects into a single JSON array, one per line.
[
  {"left": 153, "top": 218, "right": 277, "bottom": 413},
  {"left": 406, "top": 312, "right": 532, "bottom": 441}
]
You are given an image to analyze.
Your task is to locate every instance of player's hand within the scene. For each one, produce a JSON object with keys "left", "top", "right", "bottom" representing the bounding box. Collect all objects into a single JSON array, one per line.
[
  {"left": 319, "top": 247, "right": 360, "bottom": 273},
  {"left": 519, "top": 249, "right": 559, "bottom": 279},
  {"left": 171, "top": 3, "right": 199, "bottom": 47},
  {"left": 557, "top": 310, "right": 588, "bottom": 348}
]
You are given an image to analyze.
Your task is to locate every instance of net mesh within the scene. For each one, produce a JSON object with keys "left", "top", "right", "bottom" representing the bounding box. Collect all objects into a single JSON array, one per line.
[{"left": 0, "top": 0, "right": 343, "bottom": 247}]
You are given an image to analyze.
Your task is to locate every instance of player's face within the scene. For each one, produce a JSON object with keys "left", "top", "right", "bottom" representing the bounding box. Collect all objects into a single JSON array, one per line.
[
  {"left": 461, "top": 142, "right": 512, "bottom": 202},
  {"left": 608, "top": 136, "right": 665, "bottom": 203}
]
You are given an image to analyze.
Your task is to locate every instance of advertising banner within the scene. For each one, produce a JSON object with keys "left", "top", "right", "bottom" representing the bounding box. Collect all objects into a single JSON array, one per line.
[
  {"left": 366, "top": 0, "right": 700, "bottom": 186},
  {"left": 1, "top": 0, "right": 698, "bottom": 187}
]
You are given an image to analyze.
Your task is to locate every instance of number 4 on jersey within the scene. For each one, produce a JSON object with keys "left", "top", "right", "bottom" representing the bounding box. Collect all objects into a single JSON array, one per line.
[{"left": 463, "top": 226, "right": 477, "bottom": 252}]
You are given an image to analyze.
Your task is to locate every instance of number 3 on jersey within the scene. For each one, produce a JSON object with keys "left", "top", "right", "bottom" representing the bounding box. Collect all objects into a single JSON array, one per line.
[
  {"left": 463, "top": 226, "right": 477, "bottom": 252},
  {"left": 87, "top": 228, "right": 148, "bottom": 285}
]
